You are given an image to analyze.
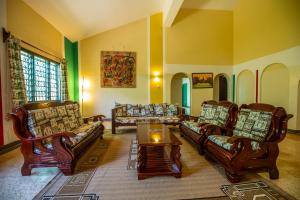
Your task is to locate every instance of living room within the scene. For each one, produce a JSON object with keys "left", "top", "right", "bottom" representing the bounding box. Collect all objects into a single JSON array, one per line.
[{"left": 0, "top": 0, "right": 299, "bottom": 199}]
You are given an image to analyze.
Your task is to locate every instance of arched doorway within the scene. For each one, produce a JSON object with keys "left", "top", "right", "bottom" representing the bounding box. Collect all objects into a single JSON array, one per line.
[
  {"left": 213, "top": 74, "right": 229, "bottom": 101},
  {"left": 171, "top": 73, "right": 191, "bottom": 114},
  {"left": 261, "top": 63, "right": 289, "bottom": 109},
  {"left": 237, "top": 70, "right": 255, "bottom": 105}
]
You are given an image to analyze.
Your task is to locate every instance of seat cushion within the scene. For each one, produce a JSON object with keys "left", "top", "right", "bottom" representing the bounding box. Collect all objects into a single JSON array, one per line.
[
  {"left": 233, "top": 109, "right": 272, "bottom": 142},
  {"left": 70, "top": 121, "right": 102, "bottom": 146},
  {"left": 159, "top": 116, "right": 180, "bottom": 123},
  {"left": 182, "top": 121, "right": 201, "bottom": 133},
  {"left": 208, "top": 135, "right": 260, "bottom": 151},
  {"left": 207, "top": 135, "right": 233, "bottom": 151}
]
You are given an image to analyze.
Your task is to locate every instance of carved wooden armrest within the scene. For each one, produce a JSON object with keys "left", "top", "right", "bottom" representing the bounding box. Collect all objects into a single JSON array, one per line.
[
  {"left": 83, "top": 114, "right": 106, "bottom": 123},
  {"left": 201, "top": 124, "right": 223, "bottom": 136},
  {"left": 25, "top": 132, "right": 75, "bottom": 154},
  {"left": 227, "top": 136, "right": 267, "bottom": 157}
]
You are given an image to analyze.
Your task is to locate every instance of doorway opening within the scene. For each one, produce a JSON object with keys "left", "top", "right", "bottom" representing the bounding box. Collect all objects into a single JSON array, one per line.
[
  {"left": 213, "top": 74, "right": 228, "bottom": 101},
  {"left": 171, "top": 73, "right": 191, "bottom": 115}
]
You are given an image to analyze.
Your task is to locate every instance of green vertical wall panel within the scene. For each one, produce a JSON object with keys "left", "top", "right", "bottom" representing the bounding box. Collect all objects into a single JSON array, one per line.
[
  {"left": 232, "top": 74, "right": 235, "bottom": 103},
  {"left": 64, "top": 37, "right": 79, "bottom": 102}
]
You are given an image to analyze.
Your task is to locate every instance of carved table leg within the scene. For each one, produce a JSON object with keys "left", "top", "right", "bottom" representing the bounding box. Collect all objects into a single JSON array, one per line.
[
  {"left": 171, "top": 144, "right": 182, "bottom": 178},
  {"left": 137, "top": 145, "right": 146, "bottom": 180}
]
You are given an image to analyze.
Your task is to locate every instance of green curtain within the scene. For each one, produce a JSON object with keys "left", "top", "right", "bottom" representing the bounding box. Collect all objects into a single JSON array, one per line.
[
  {"left": 7, "top": 36, "right": 28, "bottom": 107},
  {"left": 182, "top": 83, "right": 188, "bottom": 107},
  {"left": 60, "top": 59, "right": 69, "bottom": 101}
]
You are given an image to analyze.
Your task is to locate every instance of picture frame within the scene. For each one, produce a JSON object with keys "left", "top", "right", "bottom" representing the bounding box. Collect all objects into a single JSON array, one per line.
[
  {"left": 192, "top": 73, "right": 213, "bottom": 88},
  {"left": 100, "top": 51, "right": 136, "bottom": 88}
]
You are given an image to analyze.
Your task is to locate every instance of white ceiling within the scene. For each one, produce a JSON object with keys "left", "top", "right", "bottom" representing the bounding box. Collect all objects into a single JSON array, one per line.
[
  {"left": 182, "top": 0, "right": 239, "bottom": 11},
  {"left": 22, "top": 0, "right": 239, "bottom": 41},
  {"left": 23, "top": 0, "right": 164, "bottom": 41}
]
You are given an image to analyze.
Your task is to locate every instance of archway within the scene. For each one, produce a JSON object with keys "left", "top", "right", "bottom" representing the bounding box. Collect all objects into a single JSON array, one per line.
[
  {"left": 171, "top": 73, "right": 191, "bottom": 114},
  {"left": 261, "top": 63, "right": 289, "bottom": 109},
  {"left": 213, "top": 74, "right": 229, "bottom": 101},
  {"left": 237, "top": 70, "right": 255, "bottom": 105}
]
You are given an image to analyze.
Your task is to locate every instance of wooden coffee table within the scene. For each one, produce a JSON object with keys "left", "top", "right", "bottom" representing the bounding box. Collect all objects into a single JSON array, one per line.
[{"left": 136, "top": 123, "right": 182, "bottom": 180}]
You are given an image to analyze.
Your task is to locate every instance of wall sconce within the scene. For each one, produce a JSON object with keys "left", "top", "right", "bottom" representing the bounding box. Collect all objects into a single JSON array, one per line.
[
  {"left": 153, "top": 71, "right": 161, "bottom": 88},
  {"left": 81, "top": 76, "right": 90, "bottom": 115}
]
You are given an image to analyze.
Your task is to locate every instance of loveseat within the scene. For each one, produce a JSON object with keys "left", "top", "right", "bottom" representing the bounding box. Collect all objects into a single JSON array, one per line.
[
  {"left": 112, "top": 103, "right": 185, "bottom": 134},
  {"left": 9, "top": 101, "right": 105, "bottom": 175},
  {"left": 179, "top": 100, "right": 238, "bottom": 154}
]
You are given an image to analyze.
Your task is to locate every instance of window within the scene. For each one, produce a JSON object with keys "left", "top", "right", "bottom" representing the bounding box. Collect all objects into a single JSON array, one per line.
[{"left": 21, "top": 50, "right": 61, "bottom": 101}]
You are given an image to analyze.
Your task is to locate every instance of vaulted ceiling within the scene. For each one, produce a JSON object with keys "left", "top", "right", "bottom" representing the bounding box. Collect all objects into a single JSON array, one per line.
[{"left": 22, "top": 0, "right": 239, "bottom": 41}]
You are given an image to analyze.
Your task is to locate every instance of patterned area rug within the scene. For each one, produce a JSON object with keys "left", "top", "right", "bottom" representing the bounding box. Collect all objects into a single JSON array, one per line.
[
  {"left": 127, "top": 138, "right": 295, "bottom": 200},
  {"left": 34, "top": 129, "right": 295, "bottom": 200}
]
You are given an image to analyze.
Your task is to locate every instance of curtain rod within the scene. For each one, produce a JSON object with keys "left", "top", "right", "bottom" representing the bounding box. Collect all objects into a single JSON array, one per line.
[{"left": 2, "top": 27, "right": 62, "bottom": 61}]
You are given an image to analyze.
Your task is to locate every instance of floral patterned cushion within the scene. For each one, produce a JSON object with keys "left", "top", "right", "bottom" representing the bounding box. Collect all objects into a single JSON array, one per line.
[
  {"left": 197, "top": 104, "right": 217, "bottom": 124},
  {"left": 182, "top": 121, "right": 201, "bottom": 133},
  {"left": 28, "top": 109, "right": 54, "bottom": 137},
  {"left": 70, "top": 121, "right": 102, "bottom": 146},
  {"left": 140, "top": 104, "right": 154, "bottom": 117},
  {"left": 73, "top": 103, "right": 84, "bottom": 125},
  {"left": 215, "top": 106, "right": 229, "bottom": 127},
  {"left": 126, "top": 104, "right": 140, "bottom": 116},
  {"left": 233, "top": 109, "right": 272, "bottom": 142},
  {"left": 154, "top": 104, "right": 164, "bottom": 116},
  {"left": 208, "top": 135, "right": 260, "bottom": 151},
  {"left": 115, "top": 116, "right": 180, "bottom": 124},
  {"left": 166, "top": 104, "right": 178, "bottom": 116},
  {"left": 115, "top": 105, "right": 127, "bottom": 117}
]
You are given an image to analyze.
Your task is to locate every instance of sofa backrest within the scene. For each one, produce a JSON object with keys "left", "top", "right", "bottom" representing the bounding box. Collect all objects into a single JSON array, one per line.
[
  {"left": 10, "top": 101, "right": 83, "bottom": 139},
  {"left": 232, "top": 103, "right": 290, "bottom": 142},
  {"left": 114, "top": 103, "right": 181, "bottom": 117},
  {"left": 198, "top": 101, "right": 238, "bottom": 129}
]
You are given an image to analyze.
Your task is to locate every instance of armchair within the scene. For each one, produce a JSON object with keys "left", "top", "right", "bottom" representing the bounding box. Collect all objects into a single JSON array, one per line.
[{"left": 204, "top": 103, "right": 293, "bottom": 182}]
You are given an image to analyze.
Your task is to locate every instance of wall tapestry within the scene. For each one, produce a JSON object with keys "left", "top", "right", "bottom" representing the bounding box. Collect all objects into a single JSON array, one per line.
[
  {"left": 192, "top": 73, "right": 213, "bottom": 88},
  {"left": 101, "top": 51, "right": 136, "bottom": 88}
]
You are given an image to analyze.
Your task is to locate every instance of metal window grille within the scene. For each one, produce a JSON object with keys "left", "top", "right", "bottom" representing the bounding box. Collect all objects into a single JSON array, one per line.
[{"left": 21, "top": 50, "right": 61, "bottom": 102}]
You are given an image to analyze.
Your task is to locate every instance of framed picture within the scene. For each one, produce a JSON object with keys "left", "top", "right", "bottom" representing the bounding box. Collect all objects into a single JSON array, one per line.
[
  {"left": 192, "top": 73, "right": 213, "bottom": 88},
  {"left": 101, "top": 51, "right": 136, "bottom": 88}
]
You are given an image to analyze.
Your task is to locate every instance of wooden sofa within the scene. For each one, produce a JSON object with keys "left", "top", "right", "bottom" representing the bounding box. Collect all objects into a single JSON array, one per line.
[
  {"left": 179, "top": 100, "right": 238, "bottom": 154},
  {"left": 9, "top": 101, "right": 105, "bottom": 176},
  {"left": 112, "top": 103, "right": 185, "bottom": 134},
  {"left": 204, "top": 103, "right": 293, "bottom": 182}
]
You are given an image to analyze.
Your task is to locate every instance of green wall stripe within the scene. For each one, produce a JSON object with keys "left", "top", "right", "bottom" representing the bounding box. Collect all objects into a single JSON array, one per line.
[
  {"left": 64, "top": 37, "right": 79, "bottom": 102},
  {"left": 232, "top": 74, "right": 235, "bottom": 103}
]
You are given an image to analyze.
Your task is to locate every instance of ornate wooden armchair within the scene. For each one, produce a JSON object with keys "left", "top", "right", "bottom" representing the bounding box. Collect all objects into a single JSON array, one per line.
[
  {"left": 9, "top": 101, "right": 105, "bottom": 176},
  {"left": 204, "top": 103, "right": 293, "bottom": 182},
  {"left": 179, "top": 100, "right": 238, "bottom": 154}
]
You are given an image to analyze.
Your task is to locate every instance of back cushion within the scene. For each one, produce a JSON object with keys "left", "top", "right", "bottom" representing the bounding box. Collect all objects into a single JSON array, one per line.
[
  {"left": 214, "top": 106, "right": 229, "bottom": 127},
  {"left": 140, "top": 104, "right": 154, "bottom": 116},
  {"left": 126, "top": 104, "right": 140, "bottom": 116},
  {"left": 154, "top": 104, "right": 164, "bottom": 116},
  {"left": 115, "top": 105, "right": 127, "bottom": 117},
  {"left": 198, "top": 104, "right": 217, "bottom": 123},
  {"left": 28, "top": 107, "right": 66, "bottom": 137},
  {"left": 73, "top": 103, "right": 84, "bottom": 125},
  {"left": 233, "top": 108, "right": 272, "bottom": 141},
  {"left": 166, "top": 104, "right": 178, "bottom": 116}
]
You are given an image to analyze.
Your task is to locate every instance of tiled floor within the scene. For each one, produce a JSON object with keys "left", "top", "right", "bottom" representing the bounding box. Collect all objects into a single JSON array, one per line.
[{"left": 0, "top": 122, "right": 299, "bottom": 199}]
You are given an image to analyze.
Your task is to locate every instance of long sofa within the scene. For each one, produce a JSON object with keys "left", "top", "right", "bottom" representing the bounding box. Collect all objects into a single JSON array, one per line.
[
  {"left": 9, "top": 101, "right": 105, "bottom": 175},
  {"left": 112, "top": 103, "right": 185, "bottom": 134}
]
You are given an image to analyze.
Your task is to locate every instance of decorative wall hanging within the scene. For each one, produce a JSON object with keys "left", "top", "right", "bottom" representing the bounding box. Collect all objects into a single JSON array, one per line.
[
  {"left": 192, "top": 73, "right": 213, "bottom": 88},
  {"left": 101, "top": 51, "right": 136, "bottom": 88}
]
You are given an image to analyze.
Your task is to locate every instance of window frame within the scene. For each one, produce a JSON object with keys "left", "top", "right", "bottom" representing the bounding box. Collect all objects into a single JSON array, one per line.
[{"left": 20, "top": 48, "right": 62, "bottom": 102}]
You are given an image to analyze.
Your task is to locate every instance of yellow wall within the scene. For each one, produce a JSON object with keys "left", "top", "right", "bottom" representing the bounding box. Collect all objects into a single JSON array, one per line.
[
  {"left": 165, "top": 9, "right": 233, "bottom": 65},
  {"left": 150, "top": 13, "right": 163, "bottom": 103},
  {"left": 7, "top": 0, "right": 63, "bottom": 58},
  {"left": 80, "top": 18, "right": 148, "bottom": 117},
  {"left": 233, "top": 0, "right": 300, "bottom": 64}
]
